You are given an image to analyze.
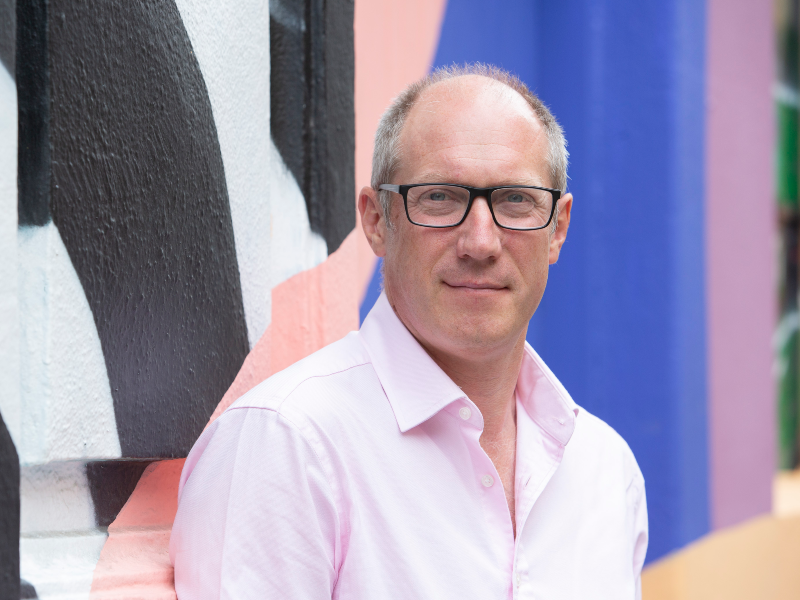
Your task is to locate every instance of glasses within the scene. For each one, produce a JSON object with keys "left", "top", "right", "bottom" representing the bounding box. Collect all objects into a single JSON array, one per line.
[{"left": 378, "top": 183, "right": 561, "bottom": 231}]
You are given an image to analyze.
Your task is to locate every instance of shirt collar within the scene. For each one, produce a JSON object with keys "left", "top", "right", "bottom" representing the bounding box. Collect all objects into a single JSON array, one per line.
[
  {"left": 516, "top": 344, "right": 579, "bottom": 447},
  {"left": 359, "top": 293, "right": 466, "bottom": 432},
  {"left": 359, "top": 292, "right": 579, "bottom": 444}
]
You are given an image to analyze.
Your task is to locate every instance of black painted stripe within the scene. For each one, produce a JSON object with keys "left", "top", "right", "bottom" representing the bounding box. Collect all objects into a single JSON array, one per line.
[
  {"left": 270, "top": 0, "right": 355, "bottom": 254},
  {"left": 321, "top": 0, "right": 355, "bottom": 252},
  {"left": 20, "top": 580, "right": 37, "bottom": 599},
  {"left": 16, "top": 0, "right": 50, "bottom": 226},
  {"left": 270, "top": 0, "right": 305, "bottom": 199},
  {"left": 0, "top": 0, "right": 13, "bottom": 77},
  {"left": 86, "top": 461, "right": 152, "bottom": 528},
  {"left": 0, "top": 413, "right": 20, "bottom": 600},
  {"left": 44, "top": 0, "right": 250, "bottom": 457}
]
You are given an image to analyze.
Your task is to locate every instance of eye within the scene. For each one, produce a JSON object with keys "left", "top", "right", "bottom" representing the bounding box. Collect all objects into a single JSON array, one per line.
[
  {"left": 428, "top": 191, "right": 448, "bottom": 201},
  {"left": 507, "top": 193, "right": 526, "bottom": 203}
]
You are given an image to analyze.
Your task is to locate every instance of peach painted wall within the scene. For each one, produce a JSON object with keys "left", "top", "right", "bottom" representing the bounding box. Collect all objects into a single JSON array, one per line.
[
  {"left": 706, "top": 0, "right": 776, "bottom": 529},
  {"left": 353, "top": 0, "right": 448, "bottom": 291}
]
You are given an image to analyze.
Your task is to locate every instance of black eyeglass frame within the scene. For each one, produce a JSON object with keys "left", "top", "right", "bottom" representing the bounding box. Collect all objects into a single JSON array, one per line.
[{"left": 378, "top": 183, "right": 562, "bottom": 231}]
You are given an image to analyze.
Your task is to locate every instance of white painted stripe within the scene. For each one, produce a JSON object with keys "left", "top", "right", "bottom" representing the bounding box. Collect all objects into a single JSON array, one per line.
[
  {"left": 20, "top": 462, "right": 107, "bottom": 600},
  {"left": 269, "top": 138, "right": 328, "bottom": 290},
  {"left": 173, "top": 0, "right": 274, "bottom": 348},
  {"left": 173, "top": 0, "right": 329, "bottom": 349},
  {"left": 0, "top": 62, "right": 20, "bottom": 447},
  {"left": 18, "top": 223, "right": 121, "bottom": 465}
]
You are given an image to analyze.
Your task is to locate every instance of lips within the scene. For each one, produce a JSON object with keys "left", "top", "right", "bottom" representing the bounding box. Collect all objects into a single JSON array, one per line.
[{"left": 443, "top": 281, "right": 507, "bottom": 291}]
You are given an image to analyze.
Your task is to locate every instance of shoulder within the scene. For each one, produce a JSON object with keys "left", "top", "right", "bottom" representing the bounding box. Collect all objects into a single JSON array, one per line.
[
  {"left": 568, "top": 407, "right": 644, "bottom": 490},
  {"left": 181, "top": 332, "right": 378, "bottom": 492},
  {"left": 222, "top": 331, "right": 379, "bottom": 425},
  {"left": 227, "top": 332, "right": 374, "bottom": 414}
]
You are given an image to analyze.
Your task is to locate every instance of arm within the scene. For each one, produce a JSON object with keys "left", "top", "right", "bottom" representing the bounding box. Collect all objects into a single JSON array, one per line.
[
  {"left": 170, "top": 407, "right": 340, "bottom": 599},
  {"left": 629, "top": 469, "right": 648, "bottom": 600}
]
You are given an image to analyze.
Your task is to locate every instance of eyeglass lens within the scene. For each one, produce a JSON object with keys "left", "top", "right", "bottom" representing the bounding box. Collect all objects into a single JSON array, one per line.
[{"left": 406, "top": 185, "right": 553, "bottom": 229}]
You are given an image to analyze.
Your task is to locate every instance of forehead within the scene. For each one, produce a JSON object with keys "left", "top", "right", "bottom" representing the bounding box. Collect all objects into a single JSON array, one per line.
[{"left": 398, "top": 76, "right": 548, "bottom": 183}]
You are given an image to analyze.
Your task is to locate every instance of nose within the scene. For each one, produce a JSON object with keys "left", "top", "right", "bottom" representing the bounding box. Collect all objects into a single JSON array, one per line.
[{"left": 456, "top": 196, "right": 502, "bottom": 260}]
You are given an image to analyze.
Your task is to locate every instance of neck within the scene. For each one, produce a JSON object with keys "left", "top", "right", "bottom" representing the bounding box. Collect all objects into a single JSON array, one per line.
[
  {"left": 420, "top": 331, "right": 526, "bottom": 440},
  {"left": 388, "top": 296, "right": 525, "bottom": 535},
  {"left": 421, "top": 328, "right": 523, "bottom": 537}
]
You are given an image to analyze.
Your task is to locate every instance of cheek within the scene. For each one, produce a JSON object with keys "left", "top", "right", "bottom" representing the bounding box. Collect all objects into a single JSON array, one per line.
[
  {"left": 387, "top": 229, "right": 446, "bottom": 285},
  {"left": 384, "top": 233, "right": 423, "bottom": 299},
  {"left": 512, "top": 237, "right": 551, "bottom": 294}
]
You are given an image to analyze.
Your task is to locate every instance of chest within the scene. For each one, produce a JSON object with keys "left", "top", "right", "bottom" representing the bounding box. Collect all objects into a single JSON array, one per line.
[
  {"left": 481, "top": 431, "right": 517, "bottom": 531},
  {"left": 329, "top": 412, "right": 636, "bottom": 600}
]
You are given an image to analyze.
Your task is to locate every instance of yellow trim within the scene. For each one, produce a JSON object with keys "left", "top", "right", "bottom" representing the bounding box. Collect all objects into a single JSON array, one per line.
[{"left": 642, "top": 514, "right": 800, "bottom": 599}]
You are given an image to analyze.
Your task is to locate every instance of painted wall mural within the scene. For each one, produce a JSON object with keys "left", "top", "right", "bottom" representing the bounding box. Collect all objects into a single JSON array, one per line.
[
  {"left": 0, "top": 0, "right": 784, "bottom": 597},
  {"left": 1, "top": 0, "right": 20, "bottom": 596},
  {"left": 3, "top": 0, "right": 364, "bottom": 596},
  {"left": 40, "top": 0, "right": 250, "bottom": 460},
  {"left": 271, "top": 0, "right": 355, "bottom": 254}
]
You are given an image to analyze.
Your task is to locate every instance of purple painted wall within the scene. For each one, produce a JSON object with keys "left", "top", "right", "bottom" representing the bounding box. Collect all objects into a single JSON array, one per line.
[{"left": 706, "top": 0, "right": 776, "bottom": 529}]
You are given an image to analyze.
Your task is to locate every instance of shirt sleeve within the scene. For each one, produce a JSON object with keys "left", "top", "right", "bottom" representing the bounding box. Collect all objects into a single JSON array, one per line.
[
  {"left": 170, "top": 406, "right": 341, "bottom": 600},
  {"left": 629, "top": 468, "right": 648, "bottom": 600}
]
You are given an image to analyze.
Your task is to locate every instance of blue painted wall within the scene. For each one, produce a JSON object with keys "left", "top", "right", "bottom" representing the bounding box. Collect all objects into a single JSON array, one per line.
[
  {"left": 360, "top": 257, "right": 383, "bottom": 325},
  {"left": 360, "top": 0, "right": 708, "bottom": 563}
]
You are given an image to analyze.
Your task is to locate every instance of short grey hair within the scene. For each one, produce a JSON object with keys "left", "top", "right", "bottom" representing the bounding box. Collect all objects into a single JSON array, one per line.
[{"left": 371, "top": 63, "right": 569, "bottom": 230}]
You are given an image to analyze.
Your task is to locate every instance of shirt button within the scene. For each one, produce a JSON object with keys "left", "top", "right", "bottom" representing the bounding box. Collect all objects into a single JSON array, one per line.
[
  {"left": 481, "top": 474, "right": 494, "bottom": 487},
  {"left": 515, "top": 572, "right": 521, "bottom": 587},
  {"left": 459, "top": 407, "right": 472, "bottom": 420}
]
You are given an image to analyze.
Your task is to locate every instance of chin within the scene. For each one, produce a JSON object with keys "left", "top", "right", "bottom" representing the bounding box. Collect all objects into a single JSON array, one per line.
[
  {"left": 458, "top": 298, "right": 517, "bottom": 328},
  {"left": 441, "top": 314, "right": 517, "bottom": 349}
]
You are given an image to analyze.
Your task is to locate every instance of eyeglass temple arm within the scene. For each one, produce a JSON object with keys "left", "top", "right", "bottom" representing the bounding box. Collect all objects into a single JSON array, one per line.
[{"left": 378, "top": 184, "right": 400, "bottom": 192}]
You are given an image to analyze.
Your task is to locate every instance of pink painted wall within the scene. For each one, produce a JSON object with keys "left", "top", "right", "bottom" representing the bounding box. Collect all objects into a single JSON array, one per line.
[
  {"left": 706, "top": 0, "right": 776, "bottom": 529},
  {"left": 90, "top": 460, "right": 183, "bottom": 599}
]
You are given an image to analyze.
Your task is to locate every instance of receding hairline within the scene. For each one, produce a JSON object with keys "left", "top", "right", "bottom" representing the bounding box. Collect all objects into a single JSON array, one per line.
[
  {"left": 412, "top": 73, "right": 541, "bottom": 117},
  {"left": 396, "top": 74, "right": 549, "bottom": 177}
]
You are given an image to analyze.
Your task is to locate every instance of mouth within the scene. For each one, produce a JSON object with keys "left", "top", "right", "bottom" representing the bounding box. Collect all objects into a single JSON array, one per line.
[{"left": 443, "top": 281, "right": 508, "bottom": 292}]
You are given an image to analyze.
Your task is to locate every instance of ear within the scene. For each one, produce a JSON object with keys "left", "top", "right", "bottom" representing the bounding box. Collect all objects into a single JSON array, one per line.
[
  {"left": 358, "top": 186, "right": 388, "bottom": 258},
  {"left": 549, "top": 193, "right": 572, "bottom": 265}
]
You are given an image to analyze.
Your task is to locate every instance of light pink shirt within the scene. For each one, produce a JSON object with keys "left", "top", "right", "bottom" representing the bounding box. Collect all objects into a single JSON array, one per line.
[{"left": 170, "top": 293, "right": 648, "bottom": 599}]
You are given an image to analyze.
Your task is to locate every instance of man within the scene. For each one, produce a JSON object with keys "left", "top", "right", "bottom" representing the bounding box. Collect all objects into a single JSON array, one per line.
[{"left": 170, "top": 64, "right": 648, "bottom": 599}]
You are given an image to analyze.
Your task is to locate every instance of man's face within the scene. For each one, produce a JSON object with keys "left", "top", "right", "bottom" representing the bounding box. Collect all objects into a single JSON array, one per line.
[{"left": 361, "top": 76, "right": 571, "bottom": 363}]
